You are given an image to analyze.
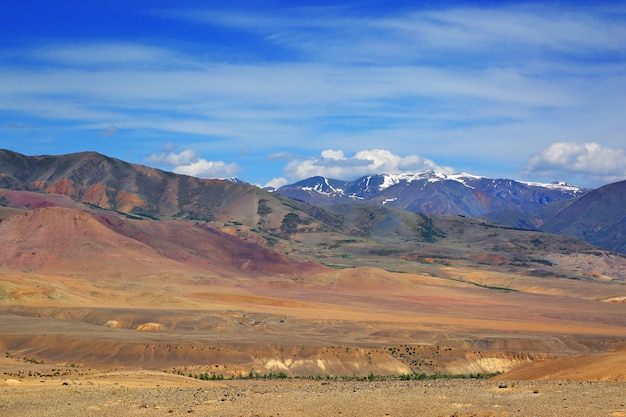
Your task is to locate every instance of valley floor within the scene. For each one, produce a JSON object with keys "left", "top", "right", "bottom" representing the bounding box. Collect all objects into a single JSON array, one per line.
[{"left": 2, "top": 370, "right": 625, "bottom": 417}]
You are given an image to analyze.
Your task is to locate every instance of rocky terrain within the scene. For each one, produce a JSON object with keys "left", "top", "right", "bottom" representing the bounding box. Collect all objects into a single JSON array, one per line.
[{"left": 2, "top": 364, "right": 625, "bottom": 417}]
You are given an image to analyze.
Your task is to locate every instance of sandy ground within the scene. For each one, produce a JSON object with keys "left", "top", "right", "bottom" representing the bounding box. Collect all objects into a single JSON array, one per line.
[{"left": 1, "top": 370, "right": 625, "bottom": 417}]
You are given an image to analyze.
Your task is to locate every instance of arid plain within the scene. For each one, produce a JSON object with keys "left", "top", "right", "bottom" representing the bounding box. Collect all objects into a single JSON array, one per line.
[{"left": 1, "top": 165, "right": 626, "bottom": 415}]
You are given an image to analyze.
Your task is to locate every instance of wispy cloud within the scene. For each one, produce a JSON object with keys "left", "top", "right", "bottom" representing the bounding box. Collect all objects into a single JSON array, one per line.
[
  {"left": 30, "top": 43, "right": 179, "bottom": 67},
  {"left": 1, "top": 3, "right": 625, "bottom": 186},
  {"left": 4, "top": 122, "right": 36, "bottom": 129},
  {"left": 171, "top": 4, "right": 626, "bottom": 64},
  {"left": 100, "top": 125, "right": 118, "bottom": 136}
]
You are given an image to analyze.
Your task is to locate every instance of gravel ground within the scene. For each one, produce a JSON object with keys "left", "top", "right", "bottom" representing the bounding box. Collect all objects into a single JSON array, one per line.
[{"left": 2, "top": 373, "right": 625, "bottom": 417}]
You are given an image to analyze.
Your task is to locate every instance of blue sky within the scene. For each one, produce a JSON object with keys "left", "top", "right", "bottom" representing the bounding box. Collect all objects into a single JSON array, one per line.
[{"left": 1, "top": 1, "right": 625, "bottom": 188}]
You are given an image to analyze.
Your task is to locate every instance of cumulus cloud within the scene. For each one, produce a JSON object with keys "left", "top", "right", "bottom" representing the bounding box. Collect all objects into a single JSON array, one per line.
[
  {"left": 284, "top": 149, "right": 452, "bottom": 181},
  {"left": 145, "top": 147, "right": 240, "bottom": 179},
  {"left": 174, "top": 159, "right": 240, "bottom": 178},
  {"left": 524, "top": 142, "right": 626, "bottom": 182},
  {"left": 145, "top": 148, "right": 199, "bottom": 166},
  {"left": 264, "top": 177, "right": 288, "bottom": 189}
]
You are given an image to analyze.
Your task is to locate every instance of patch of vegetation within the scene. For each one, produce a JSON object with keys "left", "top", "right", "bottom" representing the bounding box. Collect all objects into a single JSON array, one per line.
[
  {"left": 350, "top": 207, "right": 379, "bottom": 237},
  {"left": 530, "top": 258, "right": 555, "bottom": 267},
  {"left": 478, "top": 284, "right": 518, "bottom": 292},
  {"left": 321, "top": 263, "right": 355, "bottom": 269},
  {"left": 175, "top": 370, "right": 501, "bottom": 382},
  {"left": 399, "top": 372, "right": 501, "bottom": 380},
  {"left": 530, "top": 237, "right": 547, "bottom": 249},
  {"left": 417, "top": 214, "right": 446, "bottom": 242},
  {"left": 265, "top": 236, "right": 279, "bottom": 248},
  {"left": 448, "top": 277, "right": 518, "bottom": 292},
  {"left": 369, "top": 248, "right": 403, "bottom": 256},
  {"left": 281, "top": 212, "right": 300, "bottom": 234},
  {"left": 324, "top": 239, "right": 359, "bottom": 249},
  {"left": 257, "top": 199, "right": 272, "bottom": 216},
  {"left": 304, "top": 205, "right": 346, "bottom": 230},
  {"left": 280, "top": 212, "right": 311, "bottom": 234},
  {"left": 182, "top": 212, "right": 212, "bottom": 222},
  {"left": 131, "top": 211, "right": 160, "bottom": 220},
  {"left": 0, "top": 196, "right": 9, "bottom": 206}
]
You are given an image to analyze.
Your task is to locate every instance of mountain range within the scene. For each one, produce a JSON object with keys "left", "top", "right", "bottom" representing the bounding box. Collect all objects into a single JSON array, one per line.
[
  {"left": 273, "top": 171, "right": 626, "bottom": 254},
  {"left": 273, "top": 171, "right": 586, "bottom": 217},
  {"left": 1, "top": 149, "right": 625, "bottom": 255}
]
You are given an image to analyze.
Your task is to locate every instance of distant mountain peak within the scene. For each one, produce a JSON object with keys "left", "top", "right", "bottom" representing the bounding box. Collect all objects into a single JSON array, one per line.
[
  {"left": 276, "top": 170, "right": 588, "bottom": 217},
  {"left": 517, "top": 180, "right": 584, "bottom": 192},
  {"left": 224, "top": 177, "right": 250, "bottom": 185}
]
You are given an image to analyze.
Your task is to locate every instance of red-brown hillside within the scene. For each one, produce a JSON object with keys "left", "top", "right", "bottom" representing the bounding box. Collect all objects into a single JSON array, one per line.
[{"left": 0, "top": 206, "right": 325, "bottom": 278}]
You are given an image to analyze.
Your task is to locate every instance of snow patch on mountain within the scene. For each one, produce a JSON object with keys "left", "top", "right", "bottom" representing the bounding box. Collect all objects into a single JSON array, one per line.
[
  {"left": 301, "top": 177, "right": 347, "bottom": 196},
  {"left": 377, "top": 170, "right": 483, "bottom": 191},
  {"left": 374, "top": 171, "right": 584, "bottom": 194},
  {"left": 520, "top": 180, "right": 584, "bottom": 193}
]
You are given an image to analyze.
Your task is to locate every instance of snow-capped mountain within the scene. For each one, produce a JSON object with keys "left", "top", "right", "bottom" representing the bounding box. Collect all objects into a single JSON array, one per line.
[
  {"left": 223, "top": 177, "right": 250, "bottom": 185},
  {"left": 275, "top": 171, "right": 587, "bottom": 217}
]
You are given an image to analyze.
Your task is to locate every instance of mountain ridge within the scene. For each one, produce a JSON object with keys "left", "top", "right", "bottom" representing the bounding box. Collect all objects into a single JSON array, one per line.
[
  {"left": 274, "top": 170, "right": 586, "bottom": 217},
  {"left": 2, "top": 148, "right": 624, "bottom": 256}
]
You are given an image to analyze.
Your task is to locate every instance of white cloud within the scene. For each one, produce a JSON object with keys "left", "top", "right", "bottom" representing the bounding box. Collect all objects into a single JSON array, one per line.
[
  {"left": 144, "top": 147, "right": 240, "bottom": 179},
  {"left": 524, "top": 142, "right": 626, "bottom": 183},
  {"left": 173, "top": 159, "right": 240, "bottom": 179},
  {"left": 171, "top": 5, "right": 626, "bottom": 65},
  {"left": 163, "top": 142, "right": 177, "bottom": 152},
  {"left": 2, "top": 4, "right": 626, "bottom": 187},
  {"left": 32, "top": 43, "right": 183, "bottom": 68},
  {"left": 100, "top": 125, "right": 118, "bottom": 136},
  {"left": 145, "top": 149, "right": 199, "bottom": 166},
  {"left": 264, "top": 177, "right": 288, "bottom": 189},
  {"left": 267, "top": 151, "right": 299, "bottom": 160},
  {"left": 284, "top": 149, "right": 452, "bottom": 181}
]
